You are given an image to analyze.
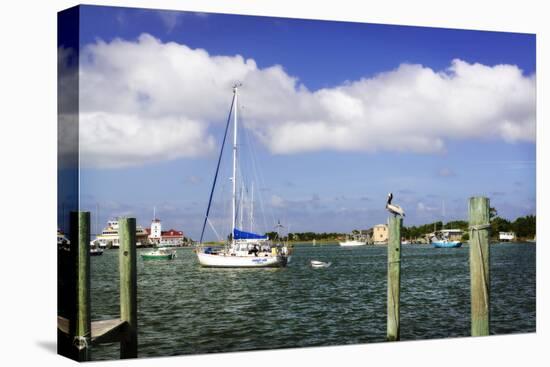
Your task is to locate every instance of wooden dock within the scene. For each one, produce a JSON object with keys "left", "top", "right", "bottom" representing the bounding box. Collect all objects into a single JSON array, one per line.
[
  {"left": 58, "top": 316, "right": 126, "bottom": 344},
  {"left": 58, "top": 213, "right": 138, "bottom": 361}
]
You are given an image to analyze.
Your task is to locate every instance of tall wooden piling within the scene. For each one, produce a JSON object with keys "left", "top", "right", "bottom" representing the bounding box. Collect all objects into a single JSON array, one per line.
[
  {"left": 469, "top": 197, "right": 490, "bottom": 336},
  {"left": 70, "top": 211, "right": 91, "bottom": 361},
  {"left": 387, "top": 215, "right": 402, "bottom": 341},
  {"left": 119, "top": 218, "right": 138, "bottom": 358}
]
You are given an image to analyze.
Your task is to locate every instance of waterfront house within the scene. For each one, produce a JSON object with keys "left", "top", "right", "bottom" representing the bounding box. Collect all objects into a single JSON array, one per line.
[
  {"left": 145, "top": 218, "right": 185, "bottom": 246},
  {"left": 373, "top": 224, "right": 388, "bottom": 244},
  {"left": 160, "top": 229, "right": 185, "bottom": 247},
  {"left": 499, "top": 231, "right": 516, "bottom": 241}
]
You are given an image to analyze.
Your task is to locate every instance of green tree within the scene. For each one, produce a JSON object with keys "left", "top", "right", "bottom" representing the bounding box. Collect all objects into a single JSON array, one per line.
[
  {"left": 489, "top": 207, "right": 498, "bottom": 221},
  {"left": 511, "top": 215, "right": 536, "bottom": 238},
  {"left": 265, "top": 231, "right": 278, "bottom": 240},
  {"left": 490, "top": 217, "right": 512, "bottom": 238},
  {"left": 444, "top": 220, "right": 468, "bottom": 230}
]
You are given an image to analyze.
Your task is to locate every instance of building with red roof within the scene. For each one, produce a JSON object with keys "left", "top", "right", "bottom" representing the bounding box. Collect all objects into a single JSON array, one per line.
[{"left": 146, "top": 217, "right": 185, "bottom": 246}]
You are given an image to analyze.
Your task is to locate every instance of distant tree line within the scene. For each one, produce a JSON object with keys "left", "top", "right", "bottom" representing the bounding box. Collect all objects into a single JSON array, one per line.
[
  {"left": 401, "top": 210, "right": 536, "bottom": 241},
  {"left": 263, "top": 210, "right": 535, "bottom": 242},
  {"left": 266, "top": 231, "right": 344, "bottom": 241},
  {"left": 489, "top": 215, "right": 535, "bottom": 239}
]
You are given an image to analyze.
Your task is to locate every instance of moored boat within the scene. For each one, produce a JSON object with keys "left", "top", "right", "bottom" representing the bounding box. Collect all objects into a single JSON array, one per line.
[
  {"left": 310, "top": 260, "right": 331, "bottom": 268},
  {"left": 196, "top": 230, "right": 289, "bottom": 268},
  {"left": 195, "top": 84, "right": 290, "bottom": 268},
  {"left": 90, "top": 247, "right": 104, "bottom": 256},
  {"left": 431, "top": 237, "right": 462, "bottom": 248},
  {"left": 339, "top": 239, "right": 366, "bottom": 247},
  {"left": 90, "top": 238, "right": 104, "bottom": 254},
  {"left": 431, "top": 202, "right": 462, "bottom": 248},
  {"left": 141, "top": 247, "right": 176, "bottom": 260}
]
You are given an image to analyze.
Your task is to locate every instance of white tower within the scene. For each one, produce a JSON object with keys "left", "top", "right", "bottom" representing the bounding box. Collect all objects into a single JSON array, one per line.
[{"left": 151, "top": 220, "right": 162, "bottom": 239}]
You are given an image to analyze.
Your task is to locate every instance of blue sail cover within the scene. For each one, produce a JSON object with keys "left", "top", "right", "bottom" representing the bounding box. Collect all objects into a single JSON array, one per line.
[{"left": 233, "top": 228, "right": 268, "bottom": 240}]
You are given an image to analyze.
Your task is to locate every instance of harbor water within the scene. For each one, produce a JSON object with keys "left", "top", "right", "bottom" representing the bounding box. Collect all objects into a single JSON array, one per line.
[{"left": 90, "top": 243, "right": 535, "bottom": 360}]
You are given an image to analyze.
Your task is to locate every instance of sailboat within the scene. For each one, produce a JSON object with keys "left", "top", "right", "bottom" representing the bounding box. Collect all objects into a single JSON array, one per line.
[
  {"left": 195, "top": 84, "right": 290, "bottom": 268},
  {"left": 431, "top": 200, "right": 462, "bottom": 248},
  {"left": 431, "top": 235, "right": 462, "bottom": 248}
]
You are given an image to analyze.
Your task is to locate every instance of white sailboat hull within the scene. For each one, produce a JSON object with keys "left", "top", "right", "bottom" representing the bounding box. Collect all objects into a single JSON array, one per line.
[
  {"left": 339, "top": 240, "right": 367, "bottom": 247},
  {"left": 196, "top": 252, "right": 288, "bottom": 268}
]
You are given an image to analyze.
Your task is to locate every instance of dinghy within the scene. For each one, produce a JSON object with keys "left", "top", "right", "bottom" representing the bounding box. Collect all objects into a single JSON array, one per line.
[{"left": 310, "top": 260, "right": 332, "bottom": 268}]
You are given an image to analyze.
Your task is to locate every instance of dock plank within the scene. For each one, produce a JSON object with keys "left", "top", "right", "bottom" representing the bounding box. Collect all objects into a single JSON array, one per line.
[
  {"left": 57, "top": 316, "right": 126, "bottom": 344},
  {"left": 58, "top": 316, "right": 69, "bottom": 335},
  {"left": 92, "top": 319, "right": 126, "bottom": 343}
]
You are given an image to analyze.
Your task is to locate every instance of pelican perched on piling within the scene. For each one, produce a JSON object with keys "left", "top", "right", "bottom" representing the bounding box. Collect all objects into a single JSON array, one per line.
[{"left": 386, "top": 193, "right": 405, "bottom": 217}]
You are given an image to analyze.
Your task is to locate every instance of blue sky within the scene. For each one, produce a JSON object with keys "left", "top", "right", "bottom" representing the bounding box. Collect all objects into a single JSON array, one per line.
[{"left": 69, "top": 5, "right": 536, "bottom": 239}]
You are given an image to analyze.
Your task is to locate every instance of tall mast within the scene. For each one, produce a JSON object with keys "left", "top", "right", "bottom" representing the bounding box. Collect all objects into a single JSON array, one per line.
[
  {"left": 250, "top": 182, "right": 254, "bottom": 232},
  {"left": 239, "top": 186, "right": 244, "bottom": 229},
  {"left": 96, "top": 202, "right": 99, "bottom": 237},
  {"left": 442, "top": 200, "right": 445, "bottom": 229},
  {"left": 231, "top": 84, "right": 239, "bottom": 241}
]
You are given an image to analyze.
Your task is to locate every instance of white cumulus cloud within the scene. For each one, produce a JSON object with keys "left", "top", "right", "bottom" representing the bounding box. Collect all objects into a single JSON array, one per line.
[
  {"left": 79, "top": 112, "right": 214, "bottom": 168},
  {"left": 75, "top": 34, "right": 535, "bottom": 168}
]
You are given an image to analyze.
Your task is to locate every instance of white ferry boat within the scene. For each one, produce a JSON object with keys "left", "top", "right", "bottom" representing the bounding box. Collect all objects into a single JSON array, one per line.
[{"left": 95, "top": 219, "right": 148, "bottom": 248}]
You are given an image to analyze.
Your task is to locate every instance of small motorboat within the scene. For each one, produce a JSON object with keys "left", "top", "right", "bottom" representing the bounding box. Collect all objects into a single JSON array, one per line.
[
  {"left": 431, "top": 236, "right": 462, "bottom": 248},
  {"left": 90, "top": 239, "right": 104, "bottom": 256},
  {"left": 141, "top": 247, "right": 177, "bottom": 260},
  {"left": 310, "top": 260, "right": 331, "bottom": 268},
  {"left": 339, "top": 240, "right": 366, "bottom": 247},
  {"left": 432, "top": 240, "right": 462, "bottom": 248},
  {"left": 90, "top": 247, "right": 104, "bottom": 256}
]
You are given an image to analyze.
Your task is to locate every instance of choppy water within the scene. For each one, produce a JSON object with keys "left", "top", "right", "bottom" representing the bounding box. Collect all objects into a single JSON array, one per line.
[{"left": 90, "top": 243, "right": 536, "bottom": 360}]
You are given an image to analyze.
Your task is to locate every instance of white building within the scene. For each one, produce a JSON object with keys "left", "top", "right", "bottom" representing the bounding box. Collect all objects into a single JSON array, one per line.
[
  {"left": 149, "top": 219, "right": 162, "bottom": 243},
  {"left": 160, "top": 229, "right": 185, "bottom": 247},
  {"left": 373, "top": 224, "right": 388, "bottom": 244},
  {"left": 499, "top": 231, "right": 516, "bottom": 241},
  {"left": 146, "top": 218, "right": 185, "bottom": 246}
]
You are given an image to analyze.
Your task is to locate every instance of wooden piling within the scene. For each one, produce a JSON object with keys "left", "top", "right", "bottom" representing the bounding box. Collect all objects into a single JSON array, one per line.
[
  {"left": 387, "top": 215, "right": 402, "bottom": 341},
  {"left": 119, "top": 218, "right": 138, "bottom": 358},
  {"left": 469, "top": 197, "right": 490, "bottom": 336},
  {"left": 71, "top": 211, "right": 91, "bottom": 361}
]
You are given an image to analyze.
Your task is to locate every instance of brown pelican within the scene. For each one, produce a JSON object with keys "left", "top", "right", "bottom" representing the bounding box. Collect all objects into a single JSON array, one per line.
[{"left": 386, "top": 193, "right": 405, "bottom": 217}]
